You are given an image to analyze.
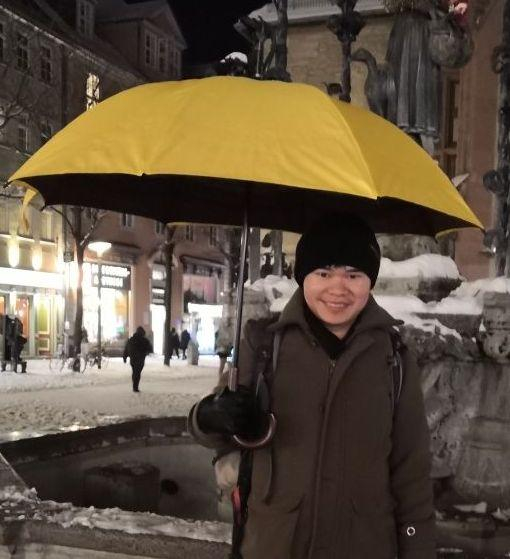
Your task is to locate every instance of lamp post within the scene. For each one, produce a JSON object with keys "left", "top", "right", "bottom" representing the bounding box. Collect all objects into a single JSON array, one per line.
[{"left": 88, "top": 241, "right": 111, "bottom": 369}]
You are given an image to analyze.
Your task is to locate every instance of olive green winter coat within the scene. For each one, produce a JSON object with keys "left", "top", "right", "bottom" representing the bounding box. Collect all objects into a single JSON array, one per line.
[{"left": 190, "top": 290, "right": 435, "bottom": 559}]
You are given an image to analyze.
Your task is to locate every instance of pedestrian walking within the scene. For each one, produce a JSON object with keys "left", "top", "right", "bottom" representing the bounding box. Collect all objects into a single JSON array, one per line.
[
  {"left": 170, "top": 327, "right": 180, "bottom": 359},
  {"left": 189, "top": 213, "right": 434, "bottom": 559},
  {"left": 180, "top": 329, "right": 191, "bottom": 360},
  {"left": 214, "top": 323, "right": 232, "bottom": 380},
  {"left": 123, "top": 326, "right": 153, "bottom": 393}
]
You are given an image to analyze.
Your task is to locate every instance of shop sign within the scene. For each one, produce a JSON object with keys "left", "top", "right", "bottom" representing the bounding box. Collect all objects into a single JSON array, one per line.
[
  {"left": 152, "top": 287, "right": 165, "bottom": 305},
  {"left": 91, "top": 264, "right": 131, "bottom": 290}
]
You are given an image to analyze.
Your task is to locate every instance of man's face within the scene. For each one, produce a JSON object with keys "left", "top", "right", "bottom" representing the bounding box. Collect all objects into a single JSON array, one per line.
[{"left": 303, "top": 266, "right": 371, "bottom": 338}]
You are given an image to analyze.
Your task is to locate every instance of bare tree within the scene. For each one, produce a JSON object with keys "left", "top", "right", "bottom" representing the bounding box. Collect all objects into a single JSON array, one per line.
[
  {"left": 51, "top": 206, "right": 106, "bottom": 365},
  {"left": 162, "top": 224, "right": 178, "bottom": 366},
  {"left": 0, "top": 24, "right": 59, "bottom": 142}
]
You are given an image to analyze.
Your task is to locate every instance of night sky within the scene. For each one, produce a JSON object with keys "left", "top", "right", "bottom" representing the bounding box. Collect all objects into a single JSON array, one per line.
[{"left": 167, "top": 0, "right": 267, "bottom": 65}]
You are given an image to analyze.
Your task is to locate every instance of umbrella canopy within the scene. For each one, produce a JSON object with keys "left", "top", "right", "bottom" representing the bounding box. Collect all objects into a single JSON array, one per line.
[{"left": 9, "top": 76, "right": 481, "bottom": 235}]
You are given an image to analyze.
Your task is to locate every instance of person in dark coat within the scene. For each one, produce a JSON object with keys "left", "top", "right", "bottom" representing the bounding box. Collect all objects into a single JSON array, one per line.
[
  {"left": 189, "top": 214, "right": 435, "bottom": 559},
  {"left": 123, "top": 326, "right": 153, "bottom": 392},
  {"left": 170, "top": 327, "right": 180, "bottom": 359},
  {"left": 180, "top": 329, "right": 191, "bottom": 359}
]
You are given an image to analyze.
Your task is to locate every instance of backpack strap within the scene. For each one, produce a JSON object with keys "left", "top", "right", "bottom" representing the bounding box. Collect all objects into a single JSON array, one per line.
[{"left": 388, "top": 329, "right": 404, "bottom": 416}]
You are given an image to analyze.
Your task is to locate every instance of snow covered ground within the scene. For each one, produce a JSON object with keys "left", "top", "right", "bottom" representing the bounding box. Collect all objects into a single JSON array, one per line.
[{"left": 0, "top": 355, "right": 219, "bottom": 443}]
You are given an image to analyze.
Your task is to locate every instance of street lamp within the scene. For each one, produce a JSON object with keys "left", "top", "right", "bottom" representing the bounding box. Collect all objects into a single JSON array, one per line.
[{"left": 88, "top": 241, "right": 111, "bottom": 369}]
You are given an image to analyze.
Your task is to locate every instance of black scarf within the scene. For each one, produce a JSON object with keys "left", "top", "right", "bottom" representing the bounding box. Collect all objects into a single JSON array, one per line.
[{"left": 303, "top": 302, "right": 359, "bottom": 360}]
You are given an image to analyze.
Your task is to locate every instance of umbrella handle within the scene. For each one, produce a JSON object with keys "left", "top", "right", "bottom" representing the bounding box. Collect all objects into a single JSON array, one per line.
[
  {"left": 232, "top": 413, "right": 277, "bottom": 449},
  {"left": 228, "top": 366, "right": 277, "bottom": 449}
]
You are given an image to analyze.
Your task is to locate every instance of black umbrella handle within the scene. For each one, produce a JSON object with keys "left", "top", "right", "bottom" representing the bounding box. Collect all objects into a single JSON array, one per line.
[{"left": 228, "top": 365, "right": 277, "bottom": 449}]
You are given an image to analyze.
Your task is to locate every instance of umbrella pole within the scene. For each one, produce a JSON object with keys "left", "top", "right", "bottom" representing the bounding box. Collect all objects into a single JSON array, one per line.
[
  {"left": 231, "top": 205, "right": 249, "bottom": 372},
  {"left": 228, "top": 205, "right": 277, "bottom": 450}
]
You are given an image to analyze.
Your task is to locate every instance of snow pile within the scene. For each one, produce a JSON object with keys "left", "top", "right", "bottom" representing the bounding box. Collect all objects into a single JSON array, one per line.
[
  {"left": 247, "top": 274, "right": 298, "bottom": 312},
  {"left": 450, "top": 276, "right": 510, "bottom": 300},
  {"left": 378, "top": 255, "right": 460, "bottom": 279}
]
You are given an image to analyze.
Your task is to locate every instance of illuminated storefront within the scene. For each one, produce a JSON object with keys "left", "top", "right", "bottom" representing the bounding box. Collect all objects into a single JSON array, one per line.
[
  {"left": 0, "top": 267, "right": 63, "bottom": 357},
  {"left": 82, "top": 263, "right": 131, "bottom": 350}
]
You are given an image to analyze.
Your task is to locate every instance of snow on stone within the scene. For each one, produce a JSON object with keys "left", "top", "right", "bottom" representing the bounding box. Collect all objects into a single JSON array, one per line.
[
  {"left": 246, "top": 274, "right": 298, "bottom": 312},
  {"left": 378, "top": 255, "right": 460, "bottom": 279},
  {"left": 450, "top": 276, "right": 510, "bottom": 300},
  {"left": 48, "top": 503, "right": 231, "bottom": 543},
  {"left": 222, "top": 51, "right": 248, "bottom": 63},
  {"left": 0, "top": 485, "right": 231, "bottom": 543}
]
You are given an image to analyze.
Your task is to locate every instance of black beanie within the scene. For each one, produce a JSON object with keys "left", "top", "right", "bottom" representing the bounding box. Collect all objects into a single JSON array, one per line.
[{"left": 294, "top": 213, "right": 380, "bottom": 287}]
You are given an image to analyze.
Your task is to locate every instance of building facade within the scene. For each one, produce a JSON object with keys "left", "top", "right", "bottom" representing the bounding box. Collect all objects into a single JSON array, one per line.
[{"left": 0, "top": 0, "right": 189, "bottom": 357}]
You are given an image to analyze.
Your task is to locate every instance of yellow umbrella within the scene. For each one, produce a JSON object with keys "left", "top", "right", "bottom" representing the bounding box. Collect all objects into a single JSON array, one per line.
[
  {"left": 9, "top": 76, "right": 481, "bottom": 235},
  {"left": 8, "top": 76, "right": 482, "bottom": 449}
]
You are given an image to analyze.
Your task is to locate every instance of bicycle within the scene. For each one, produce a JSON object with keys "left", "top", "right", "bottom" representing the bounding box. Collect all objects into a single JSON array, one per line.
[
  {"left": 49, "top": 351, "right": 87, "bottom": 373},
  {"left": 86, "top": 348, "right": 109, "bottom": 369}
]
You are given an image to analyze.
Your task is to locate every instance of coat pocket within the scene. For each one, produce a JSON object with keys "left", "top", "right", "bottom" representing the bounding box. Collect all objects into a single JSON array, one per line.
[
  {"left": 242, "top": 494, "right": 303, "bottom": 559},
  {"left": 349, "top": 494, "right": 397, "bottom": 559}
]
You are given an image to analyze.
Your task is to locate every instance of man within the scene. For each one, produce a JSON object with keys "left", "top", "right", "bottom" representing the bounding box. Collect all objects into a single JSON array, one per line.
[
  {"left": 123, "top": 326, "right": 153, "bottom": 393},
  {"left": 189, "top": 214, "right": 434, "bottom": 559},
  {"left": 180, "top": 329, "right": 191, "bottom": 360},
  {"left": 170, "top": 327, "right": 180, "bottom": 359}
]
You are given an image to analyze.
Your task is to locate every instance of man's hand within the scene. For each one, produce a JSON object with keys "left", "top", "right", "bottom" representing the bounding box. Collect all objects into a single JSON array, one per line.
[{"left": 196, "top": 386, "right": 266, "bottom": 439}]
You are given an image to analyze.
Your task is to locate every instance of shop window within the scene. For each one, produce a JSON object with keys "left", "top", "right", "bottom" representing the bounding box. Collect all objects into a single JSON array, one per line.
[
  {"left": 77, "top": 0, "right": 94, "bottom": 37},
  {"left": 86, "top": 73, "right": 100, "bottom": 110},
  {"left": 17, "top": 115, "right": 29, "bottom": 152},
  {"left": 15, "top": 296, "right": 30, "bottom": 339},
  {"left": 184, "top": 224, "right": 194, "bottom": 241},
  {"left": 0, "top": 295, "right": 4, "bottom": 315},
  {"left": 40, "top": 45, "right": 52, "bottom": 83},
  {"left": 121, "top": 213, "right": 134, "bottom": 228},
  {"left": 16, "top": 32, "right": 29, "bottom": 71}
]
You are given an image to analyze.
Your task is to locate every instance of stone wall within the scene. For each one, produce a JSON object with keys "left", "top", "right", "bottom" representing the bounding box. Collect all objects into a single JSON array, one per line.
[{"left": 287, "top": 15, "right": 393, "bottom": 106}]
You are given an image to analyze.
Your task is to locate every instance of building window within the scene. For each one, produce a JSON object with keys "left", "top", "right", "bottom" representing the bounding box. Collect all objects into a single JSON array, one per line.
[
  {"left": 16, "top": 32, "right": 29, "bottom": 71},
  {"left": 40, "top": 45, "right": 52, "bottom": 83},
  {"left": 0, "top": 204, "right": 8, "bottom": 233},
  {"left": 437, "top": 71, "right": 460, "bottom": 178},
  {"left": 0, "top": 21, "right": 5, "bottom": 61},
  {"left": 77, "top": 0, "right": 94, "bottom": 37},
  {"left": 40, "top": 211, "right": 53, "bottom": 240},
  {"left": 209, "top": 226, "right": 217, "bottom": 247},
  {"left": 121, "top": 213, "right": 134, "bottom": 228},
  {"left": 184, "top": 224, "right": 194, "bottom": 241},
  {"left": 155, "top": 221, "right": 166, "bottom": 235},
  {"left": 40, "top": 121, "right": 52, "bottom": 145},
  {"left": 144, "top": 30, "right": 157, "bottom": 68},
  {"left": 158, "top": 39, "right": 167, "bottom": 73},
  {"left": 17, "top": 115, "right": 28, "bottom": 152},
  {"left": 86, "top": 73, "right": 100, "bottom": 110}
]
